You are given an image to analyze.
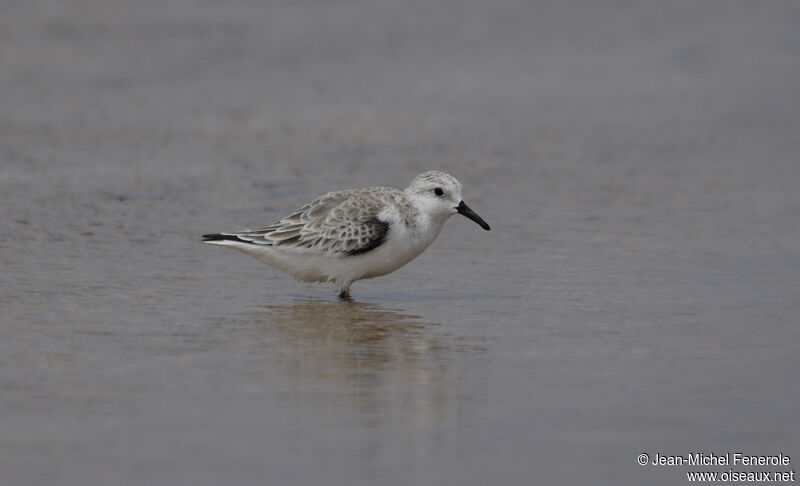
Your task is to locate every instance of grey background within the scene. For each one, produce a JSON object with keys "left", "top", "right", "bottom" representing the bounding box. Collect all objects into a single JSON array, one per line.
[{"left": 1, "top": 1, "right": 798, "bottom": 485}]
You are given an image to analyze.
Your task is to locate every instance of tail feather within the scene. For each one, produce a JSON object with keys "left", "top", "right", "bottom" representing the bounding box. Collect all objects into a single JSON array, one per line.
[{"left": 202, "top": 233, "right": 254, "bottom": 244}]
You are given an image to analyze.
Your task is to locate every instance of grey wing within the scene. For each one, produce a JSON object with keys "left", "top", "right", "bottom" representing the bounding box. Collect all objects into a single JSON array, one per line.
[{"left": 228, "top": 190, "right": 392, "bottom": 256}]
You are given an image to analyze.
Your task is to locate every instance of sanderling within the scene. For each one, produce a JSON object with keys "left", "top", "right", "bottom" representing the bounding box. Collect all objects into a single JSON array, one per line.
[{"left": 203, "top": 171, "right": 490, "bottom": 299}]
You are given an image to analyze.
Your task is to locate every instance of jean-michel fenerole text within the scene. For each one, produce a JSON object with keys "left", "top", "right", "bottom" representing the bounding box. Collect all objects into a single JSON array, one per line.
[{"left": 651, "top": 452, "right": 790, "bottom": 467}]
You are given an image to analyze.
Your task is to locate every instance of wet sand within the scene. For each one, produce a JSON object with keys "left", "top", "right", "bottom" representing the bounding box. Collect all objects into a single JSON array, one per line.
[{"left": 1, "top": 1, "right": 799, "bottom": 484}]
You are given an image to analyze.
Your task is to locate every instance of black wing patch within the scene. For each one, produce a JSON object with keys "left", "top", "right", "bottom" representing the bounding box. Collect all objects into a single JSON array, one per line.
[{"left": 345, "top": 218, "right": 390, "bottom": 256}]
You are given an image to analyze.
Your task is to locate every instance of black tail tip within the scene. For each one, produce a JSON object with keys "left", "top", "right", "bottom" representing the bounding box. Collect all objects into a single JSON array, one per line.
[{"left": 202, "top": 233, "right": 255, "bottom": 244}]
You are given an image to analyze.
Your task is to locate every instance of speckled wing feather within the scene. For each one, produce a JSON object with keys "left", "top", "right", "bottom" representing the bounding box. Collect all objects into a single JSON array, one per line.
[{"left": 226, "top": 189, "right": 396, "bottom": 256}]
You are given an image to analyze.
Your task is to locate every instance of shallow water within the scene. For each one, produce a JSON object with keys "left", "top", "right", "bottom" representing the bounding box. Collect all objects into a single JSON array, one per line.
[{"left": 2, "top": 1, "right": 799, "bottom": 485}]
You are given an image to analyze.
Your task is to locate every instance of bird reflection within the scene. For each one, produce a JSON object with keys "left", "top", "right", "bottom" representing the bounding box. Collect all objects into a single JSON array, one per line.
[
  {"left": 247, "top": 299, "right": 445, "bottom": 382},
  {"left": 242, "top": 299, "right": 463, "bottom": 464}
]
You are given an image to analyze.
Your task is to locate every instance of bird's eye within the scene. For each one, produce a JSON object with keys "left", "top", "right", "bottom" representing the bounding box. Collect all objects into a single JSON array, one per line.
[{"left": 434, "top": 187, "right": 444, "bottom": 197}]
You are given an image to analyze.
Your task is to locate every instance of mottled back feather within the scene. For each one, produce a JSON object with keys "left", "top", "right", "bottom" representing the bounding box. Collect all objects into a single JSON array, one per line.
[{"left": 222, "top": 188, "right": 400, "bottom": 255}]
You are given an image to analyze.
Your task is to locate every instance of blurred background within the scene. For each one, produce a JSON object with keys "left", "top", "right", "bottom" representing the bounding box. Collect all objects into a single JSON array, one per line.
[{"left": 1, "top": 1, "right": 798, "bottom": 485}]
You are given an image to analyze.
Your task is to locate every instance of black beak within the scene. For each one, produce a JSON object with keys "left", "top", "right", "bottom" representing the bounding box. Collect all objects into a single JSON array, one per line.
[{"left": 456, "top": 201, "right": 491, "bottom": 231}]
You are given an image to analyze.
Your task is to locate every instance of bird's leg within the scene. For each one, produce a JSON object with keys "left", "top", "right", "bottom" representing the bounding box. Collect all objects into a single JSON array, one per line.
[{"left": 338, "top": 285, "right": 352, "bottom": 301}]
